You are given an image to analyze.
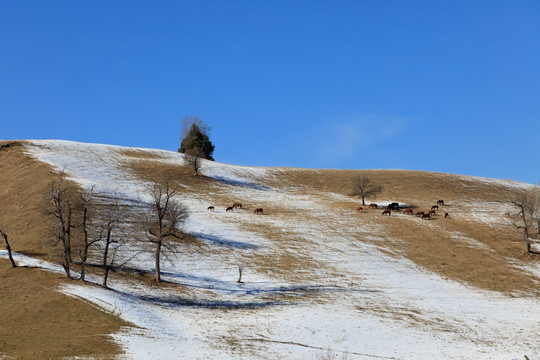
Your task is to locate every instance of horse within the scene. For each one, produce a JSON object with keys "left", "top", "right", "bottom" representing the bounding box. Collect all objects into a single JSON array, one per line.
[
  {"left": 382, "top": 209, "right": 391, "bottom": 216},
  {"left": 232, "top": 203, "right": 243, "bottom": 209},
  {"left": 207, "top": 206, "right": 215, "bottom": 211},
  {"left": 415, "top": 211, "right": 425, "bottom": 217},
  {"left": 431, "top": 205, "right": 439, "bottom": 211},
  {"left": 422, "top": 213, "right": 431, "bottom": 220},
  {"left": 437, "top": 200, "right": 444, "bottom": 206},
  {"left": 444, "top": 212, "right": 449, "bottom": 218},
  {"left": 226, "top": 206, "right": 234, "bottom": 212},
  {"left": 403, "top": 209, "right": 413, "bottom": 215},
  {"left": 254, "top": 208, "right": 263, "bottom": 215},
  {"left": 429, "top": 210, "right": 436, "bottom": 217},
  {"left": 369, "top": 203, "right": 378, "bottom": 209},
  {"left": 356, "top": 206, "right": 363, "bottom": 212},
  {"left": 387, "top": 202, "right": 399, "bottom": 211}
]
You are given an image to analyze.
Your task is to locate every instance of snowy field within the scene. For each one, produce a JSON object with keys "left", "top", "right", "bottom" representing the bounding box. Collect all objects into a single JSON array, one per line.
[{"left": 7, "top": 139, "right": 538, "bottom": 359}]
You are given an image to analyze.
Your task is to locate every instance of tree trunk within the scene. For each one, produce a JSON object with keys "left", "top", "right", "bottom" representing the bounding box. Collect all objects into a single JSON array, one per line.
[
  {"left": 2, "top": 233, "right": 16, "bottom": 268},
  {"left": 102, "top": 228, "right": 112, "bottom": 287},
  {"left": 154, "top": 240, "right": 162, "bottom": 283},
  {"left": 362, "top": 196, "right": 366, "bottom": 206}
]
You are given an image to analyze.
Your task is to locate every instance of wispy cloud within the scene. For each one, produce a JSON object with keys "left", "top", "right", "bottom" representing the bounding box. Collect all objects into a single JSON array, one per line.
[{"left": 313, "top": 114, "right": 404, "bottom": 167}]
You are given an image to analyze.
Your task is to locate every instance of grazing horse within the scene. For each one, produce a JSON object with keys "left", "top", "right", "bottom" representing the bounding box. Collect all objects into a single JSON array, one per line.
[
  {"left": 429, "top": 210, "right": 436, "bottom": 217},
  {"left": 356, "top": 206, "right": 363, "bottom": 212},
  {"left": 403, "top": 209, "right": 413, "bottom": 215},
  {"left": 232, "top": 203, "right": 243, "bottom": 209},
  {"left": 422, "top": 213, "right": 431, "bottom": 220},
  {"left": 226, "top": 206, "right": 234, "bottom": 212},
  {"left": 382, "top": 209, "right": 391, "bottom": 216},
  {"left": 207, "top": 206, "right": 215, "bottom": 211},
  {"left": 437, "top": 200, "right": 444, "bottom": 206},
  {"left": 444, "top": 212, "right": 449, "bottom": 218},
  {"left": 415, "top": 211, "right": 425, "bottom": 217},
  {"left": 369, "top": 203, "right": 378, "bottom": 209},
  {"left": 254, "top": 208, "right": 263, "bottom": 215},
  {"left": 387, "top": 202, "right": 399, "bottom": 211},
  {"left": 431, "top": 205, "right": 439, "bottom": 211}
]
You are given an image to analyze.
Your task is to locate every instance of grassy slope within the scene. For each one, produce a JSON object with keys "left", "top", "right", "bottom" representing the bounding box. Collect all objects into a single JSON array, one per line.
[
  {"left": 0, "top": 140, "right": 538, "bottom": 358},
  {"left": 123, "top": 149, "right": 539, "bottom": 295},
  {"left": 0, "top": 141, "right": 129, "bottom": 359}
]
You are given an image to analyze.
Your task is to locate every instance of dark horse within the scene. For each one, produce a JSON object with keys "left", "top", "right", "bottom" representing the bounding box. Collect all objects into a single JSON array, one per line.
[
  {"left": 387, "top": 202, "right": 399, "bottom": 211},
  {"left": 382, "top": 209, "right": 391, "bottom": 216},
  {"left": 226, "top": 206, "right": 234, "bottom": 212},
  {"left": 437, "top": 200, "right": 444, "bottom": 206},
  {"left": 254, "top": 208, "right": 263, "bottom": 215},
  {"left": 207, "top": 206, "right": 215, "bottom": 211}
]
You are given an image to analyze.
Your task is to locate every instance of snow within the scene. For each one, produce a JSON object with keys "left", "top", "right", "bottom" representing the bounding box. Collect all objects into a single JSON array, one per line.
[{"left": 7, "top": 139, "right": 539, "bottom": 359}]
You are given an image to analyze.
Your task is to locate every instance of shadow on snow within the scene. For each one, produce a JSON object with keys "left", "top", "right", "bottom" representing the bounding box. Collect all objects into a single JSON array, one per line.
[{"left": 208, "top": 175, "right": 271, "bottom": 191}]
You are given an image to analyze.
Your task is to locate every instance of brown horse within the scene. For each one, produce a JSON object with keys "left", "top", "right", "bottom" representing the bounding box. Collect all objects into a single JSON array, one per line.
[
  {"left": 254, "top": 208, "right": 263, "bottom": 215},
  {"left": 415, "top": 211, "right": 425, "bottom": 217},
  {"left": 403, "top": 209, "right": 413, "bottom": 215},
  {"left": 429, "top": 210, "right": 436, "bottom": 217},
  {"left": 437, "top": 200, "right": 444, "bottom": 206},
  {"left": 232, "top": 203, "right": 243, "bottom": 209},
  {"left": 431, "top": 205, "right": 439, "bottom": 211},
  {"left": 369, "top": 203, "right": 378, "bottom": 209},
  {"left": 226, "top": 206, "right": 234, "bottom": 212},
  {"left": 207, "top": 206, "right": 215, "bottom": 211},
  {"left": 422, "top": 213, "right": 431, "bottom": 220},
  {"left": 356, "top": 206, "right": 363, "bottom": 212},
  {"left": 382, "top": 209, "right": 391, "bottom": 216}
]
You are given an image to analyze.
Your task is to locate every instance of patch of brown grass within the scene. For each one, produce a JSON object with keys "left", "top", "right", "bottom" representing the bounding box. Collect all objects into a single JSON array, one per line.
[
  {"left": 0, "top": 259, "right": 128, "bottom": 359},
  {"left": 0, "top": 141, "right": 130, "bottom": 359}
]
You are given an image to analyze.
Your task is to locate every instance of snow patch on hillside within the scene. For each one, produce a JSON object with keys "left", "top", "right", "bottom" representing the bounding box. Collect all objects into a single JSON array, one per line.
[{"left": 16, "top": 140, "right": 540, "bottom": 360}]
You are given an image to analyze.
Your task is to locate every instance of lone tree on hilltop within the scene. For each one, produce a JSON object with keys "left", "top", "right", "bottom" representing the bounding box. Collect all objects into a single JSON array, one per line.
[
  {"left": 178, "top": 115, "right": 215, "bottom": 161},
  {"left": 350, "top": 175, "right": 383, "bottom": 206}
]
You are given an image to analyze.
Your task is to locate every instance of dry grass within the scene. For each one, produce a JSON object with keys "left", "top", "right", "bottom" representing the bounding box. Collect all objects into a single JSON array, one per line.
[
  {"left": 121, "top": 155, "right": 540, "bottom": 296},
  {"left": 1, "top": 140, "right": 539, "bottom": 358},
  {"left": 0, "top": 141, "right": 130, "bottom": 359},
  {"left": 0, "top": 259, "right": 128, "bottom": 359}
]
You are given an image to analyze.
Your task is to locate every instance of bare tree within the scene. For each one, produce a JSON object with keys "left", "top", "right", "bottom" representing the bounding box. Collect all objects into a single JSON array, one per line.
[
  {"left": 183, "top": 147, "right": 205, "bottom": 176},
  {"left": 48, "top": 171, "right": 76, "bottom": 278},
  {"left": 145, "top": 178, "right": 189, "bottom": 283},
  {"left": 180, "top": 115, "right": 211, "bottom": 141},
  {"left": 96, "top": 196, "right": 128, "bottom": 288},
  {"left": 510, "top": 188, "right": 540, "bottom": 254},
  {"left": 532, "top": 183, "right": 540, "bottom": 234},
  {"left": 0, "top": 225, "right": 16, "bottom": 268},
  {"left": 350, "top": 176, "right": 383, "bottom": 206},
  {"left": 77, "top": 186, "right": 101, "bottom": 281}
]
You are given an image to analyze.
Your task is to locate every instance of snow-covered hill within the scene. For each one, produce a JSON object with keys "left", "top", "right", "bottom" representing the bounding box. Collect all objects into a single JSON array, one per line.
[{"left": 3, "top": 139, "right": 538, "bottom": 359}]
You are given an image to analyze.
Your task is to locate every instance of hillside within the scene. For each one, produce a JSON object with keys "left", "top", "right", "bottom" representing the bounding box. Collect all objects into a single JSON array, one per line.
[{"left": 0, "top": 139, "right": 539, "bottom": 359}]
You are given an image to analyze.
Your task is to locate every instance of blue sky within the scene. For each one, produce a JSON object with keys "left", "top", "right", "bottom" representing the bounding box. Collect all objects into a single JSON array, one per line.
[{"left": 1, "top": 1, "right": 539, "bottom": 183}]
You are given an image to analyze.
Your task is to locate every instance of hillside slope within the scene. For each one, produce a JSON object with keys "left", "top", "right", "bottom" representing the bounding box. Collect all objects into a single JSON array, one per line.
[{"left": 1, "top": 139, "right": 539, "bottom": 360}]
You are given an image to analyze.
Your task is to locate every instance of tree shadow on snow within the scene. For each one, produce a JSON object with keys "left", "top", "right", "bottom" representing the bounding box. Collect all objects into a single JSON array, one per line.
[
  {"left": 190, "top": 231, "right": 263, "bottom": 250},
  {"left": 208, "top": 176, "right": 271, "bottom": 191}
]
